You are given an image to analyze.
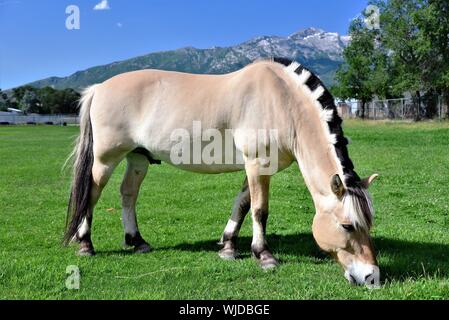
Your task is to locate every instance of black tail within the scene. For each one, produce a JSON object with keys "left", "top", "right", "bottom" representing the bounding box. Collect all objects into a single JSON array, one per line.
[{"left": 63, "top": 86, "right": 96, "bottom": 245}]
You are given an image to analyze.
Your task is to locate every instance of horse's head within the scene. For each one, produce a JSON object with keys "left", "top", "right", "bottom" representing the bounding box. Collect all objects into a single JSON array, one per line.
[{"left": 312, "top": 174, "right": 379, "bottom": 286}]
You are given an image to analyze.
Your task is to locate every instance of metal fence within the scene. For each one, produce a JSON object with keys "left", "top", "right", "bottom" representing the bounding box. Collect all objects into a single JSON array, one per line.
[
  {"left": 0, "top": 114, "right": 79, "bottom": 125},
  {"left": 1, "top": 99, "right": 448, "bottom": 124},
  {"left": 338, "top": 96, "right": 448, "bottom": 120}
]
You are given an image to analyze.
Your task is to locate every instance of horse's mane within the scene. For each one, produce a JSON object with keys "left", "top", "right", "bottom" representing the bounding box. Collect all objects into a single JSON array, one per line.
[{"left": 268, "top": 57, "right": 373, "bottom": 230}]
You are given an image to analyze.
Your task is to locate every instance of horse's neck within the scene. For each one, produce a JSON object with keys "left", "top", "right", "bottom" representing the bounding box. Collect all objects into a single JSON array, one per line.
[{"left": 291, "top": 104, "right": 343, "bottom": 202}]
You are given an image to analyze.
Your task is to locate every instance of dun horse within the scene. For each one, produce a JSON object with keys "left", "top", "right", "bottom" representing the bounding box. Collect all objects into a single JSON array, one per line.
[{"left": 64, "top": 58, "right": 379, "bottom": 285}]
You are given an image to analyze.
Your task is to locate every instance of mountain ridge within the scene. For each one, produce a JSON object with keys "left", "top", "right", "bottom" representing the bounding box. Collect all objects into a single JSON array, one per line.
[{"left": 27, "top": 28, "right": 348, "bottom": 91}]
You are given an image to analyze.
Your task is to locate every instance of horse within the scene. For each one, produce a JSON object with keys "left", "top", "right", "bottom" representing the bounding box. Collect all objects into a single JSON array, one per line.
[{"left": 64, "top": 57, "right": 379, "bottom": 285}]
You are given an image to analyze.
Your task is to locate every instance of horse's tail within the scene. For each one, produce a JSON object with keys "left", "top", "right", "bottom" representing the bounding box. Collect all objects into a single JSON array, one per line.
[{"left": 63, "top": 85, "right": 97, "bottom": 245}]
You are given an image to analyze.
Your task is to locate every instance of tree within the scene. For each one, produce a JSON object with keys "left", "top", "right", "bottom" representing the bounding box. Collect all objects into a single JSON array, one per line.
[
  {"left": 375, "top": 0, "right": 449, "bottom": 118},
  {"left": 19, "top": 90, "right": 41, "bottom": 114},
  {"left": 41, "top": 88, "right": 80, "bottom": 114},
  {"left": 58, "top": 88, "right": 81, "bottom": 114},
  {"left": 0, "top": 89, "right": 8, "bottom": 111},
  {"left": 414, "top": 0, "right": 449, "bottom": 116},
  {"left": 12, "top": 85, "right": 36, "bottom": 103},
  {"left": 336, "top": 0, "right": 449, "bottom": 119},
  {"left": 380, "top": 0, "right": 429, "bottom": 119},
  {"left": 8, "top": 86, "right": 81, "bottom": 114},
  {"left": 37, "top": 87, "right": 58, "bottom": 114},
  {"left": 332, "top": 18, "right": 382, "bottom": 118}
]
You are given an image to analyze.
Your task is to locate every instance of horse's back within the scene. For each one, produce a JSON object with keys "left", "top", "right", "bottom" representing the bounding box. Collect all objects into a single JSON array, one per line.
[{"left": 88, "top": 69, "right": 234, "bottom": 163}]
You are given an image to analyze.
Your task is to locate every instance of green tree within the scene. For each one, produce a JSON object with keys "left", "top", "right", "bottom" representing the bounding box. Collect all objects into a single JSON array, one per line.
[
  {"left": 37, "top": 87, "right": 58, "bottom": 114},
  {"left": 9, "top": 86, "right": 81, "bottom": 114},
  {"left": 19, "top": 90, "right": 41, "bottom": 114},
  {"left": 38, "top": 87, "right": 81, "bottom": 114},
  {"left": 12, "top": 85, "right": 36, "bottom": 103},
  {"left": 380, "top": 0, "right": 428, "bottom": 119},
  {"left": 337, "top": 0, "right": 449, "bottom": 119},
  {"left": 414, "top": 0, "right": 449, "bottom": 116},
  {"left": 374, "top": 0, "right": 449, "bottom": 118},
  {"left": 59, "top": 88, "right": 81, "bottom": 114},
  {"left": 333, "top": 18, "right": 382, "bottom": 118},
  {"left": 0, "top": 89, "right": 9, "bottom": 111}
]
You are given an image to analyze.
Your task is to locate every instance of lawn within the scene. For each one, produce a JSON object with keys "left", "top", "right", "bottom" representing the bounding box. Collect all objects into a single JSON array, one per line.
[{"left": 0, "top": 121, "right": 448, "bottom": 299}]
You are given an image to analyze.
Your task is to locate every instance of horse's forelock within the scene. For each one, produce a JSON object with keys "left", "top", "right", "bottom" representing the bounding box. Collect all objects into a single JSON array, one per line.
[{"left": 343, "top": 186, "right": 374, "bottom": 232}]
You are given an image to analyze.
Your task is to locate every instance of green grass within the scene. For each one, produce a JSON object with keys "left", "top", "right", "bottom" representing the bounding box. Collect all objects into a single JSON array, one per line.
[{"left": 0, "top": 121, "right": 448, "bottom": 299}]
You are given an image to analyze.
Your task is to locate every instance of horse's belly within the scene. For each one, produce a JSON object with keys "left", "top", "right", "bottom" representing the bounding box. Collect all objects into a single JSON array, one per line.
[
  {"left": 148, "top": 144, "right": 246, "bottom": 174},
  {"left": 147, "top": 144, "right": 293, "bottom": 175},
  {"left": 165, "top": 162, "right": 245, "bottom": 174}
]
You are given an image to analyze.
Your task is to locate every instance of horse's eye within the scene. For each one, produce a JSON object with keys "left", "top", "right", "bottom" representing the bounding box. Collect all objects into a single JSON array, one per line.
[{"left": 341, "top": 224, "right": 355, "bottom": 232}]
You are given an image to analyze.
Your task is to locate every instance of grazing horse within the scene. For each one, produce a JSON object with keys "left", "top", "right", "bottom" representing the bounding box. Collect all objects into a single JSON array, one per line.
[{"left": 64, "top": 57, "right": 379, "bottom": 285}]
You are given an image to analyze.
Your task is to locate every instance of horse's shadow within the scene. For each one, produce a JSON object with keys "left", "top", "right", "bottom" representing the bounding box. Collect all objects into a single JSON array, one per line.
[{"left": 156, "top": 233, "right": 449, "bottom": 282}]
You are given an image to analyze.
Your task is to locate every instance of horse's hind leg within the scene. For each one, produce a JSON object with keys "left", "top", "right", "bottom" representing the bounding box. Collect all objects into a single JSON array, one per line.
[
  {"left": 120, "top": 153, "right": 151, "bottom": 253},
  {"left": 218, "top": 177, "right": 250, "bottom": 260},
  {"left": 77, "top": 159, "right": 117, "bottom": 256}
]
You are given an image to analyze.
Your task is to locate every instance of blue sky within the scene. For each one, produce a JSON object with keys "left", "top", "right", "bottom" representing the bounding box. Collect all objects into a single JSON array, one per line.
[{"left": 0, "top": 0, "right": 368, "bottom": 89}]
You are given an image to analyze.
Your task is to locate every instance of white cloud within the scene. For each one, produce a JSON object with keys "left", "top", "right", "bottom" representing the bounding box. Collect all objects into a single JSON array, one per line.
[{"left": 94, "top": 0, "right": 110, "bottom": 10}]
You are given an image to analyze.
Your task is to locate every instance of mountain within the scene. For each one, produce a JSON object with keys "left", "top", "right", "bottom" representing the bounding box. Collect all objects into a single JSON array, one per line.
[{"left": 28, "top": 28, "right": 349, "bottom": 91}]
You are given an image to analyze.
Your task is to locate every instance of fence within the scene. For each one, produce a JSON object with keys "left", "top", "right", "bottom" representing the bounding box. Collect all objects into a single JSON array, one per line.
[
  {"left": 1, "top": 99, "right": 448, "bottom": 124},
  {"left": 0, "top": 114, "right": 79, "bottom": 125},
  {"left": 338, "top": 96, "right": 448, "bottom": 120}
]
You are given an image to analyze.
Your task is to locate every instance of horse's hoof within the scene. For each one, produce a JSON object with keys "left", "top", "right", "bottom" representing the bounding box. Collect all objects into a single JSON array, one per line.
[
  {"left": 78, "top": 241, "right": 95, "bottom": 256},
  {"left": 78, "top": 248, "right": 95, "bottom": 257},
  {"left": 218, "top": 248, "right": 238, "bottom": 260},
  {"left": 260, "top": 260, "right": 279, "bottom": 271},
  {"left": 255, "top": 250, "right": 279, "bottom": 270},
  {"left": 134, "top": 243, "right": 152, "bottom": 254}
]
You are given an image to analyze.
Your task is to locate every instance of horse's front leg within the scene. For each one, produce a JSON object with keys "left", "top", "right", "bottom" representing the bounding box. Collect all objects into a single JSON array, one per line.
[
  {"left": 218, "top": 177, "right": 250, "bottom": 260},
  {"left": 245, "top": 160, "right": 278, "bottom": 270}
]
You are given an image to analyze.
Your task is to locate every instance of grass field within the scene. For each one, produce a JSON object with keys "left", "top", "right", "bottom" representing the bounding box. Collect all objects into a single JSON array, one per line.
[{"left": 0, "top": 121, "right": 448, "bottom": 299}]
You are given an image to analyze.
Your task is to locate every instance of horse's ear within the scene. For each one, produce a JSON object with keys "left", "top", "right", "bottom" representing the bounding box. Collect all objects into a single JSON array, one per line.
[
  {"left": 330, "top": 174, "right": 345, "bottom": 199},
  {"left": 360, "top": 174, "right": 379, "bottom": 189}
]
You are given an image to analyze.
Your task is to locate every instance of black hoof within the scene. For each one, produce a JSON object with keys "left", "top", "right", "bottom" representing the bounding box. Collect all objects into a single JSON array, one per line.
[
  {"left": 134, "top": 243, "right": 152, "bottom": 254},
  {"left": 218, "top": 247, "right": 238, "bottom": 260},
  {"left": 124, "top": 232, "right": 152, "bottom": 254},
  {"left": 218, "top": 236, "right": 239, "bottom": 260},
  {"left": 78, "top": 243, "right": 95, "bottom": 256},
  {"left": 78, "top": 249, "right": 95, "bottom": 256},
  {"left": 253, "top": 249, "right": 279, "bottom": 270},
  {"left": 260, "top": 259, "right": 279, "bottom": 270}
]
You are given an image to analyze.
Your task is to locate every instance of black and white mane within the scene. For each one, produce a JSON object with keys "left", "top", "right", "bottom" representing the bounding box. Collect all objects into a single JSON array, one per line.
[{"left": 271, "top": 57, "right": 374, "bottom": 231}]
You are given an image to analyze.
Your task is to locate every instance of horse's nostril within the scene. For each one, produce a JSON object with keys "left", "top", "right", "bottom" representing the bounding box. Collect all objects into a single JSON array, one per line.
[
  {"left": 349, "top": 275, "right": 357, "bottom": 284},
  {"left": 365, "top": 273, "right": 374, "bottom": 283}
]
